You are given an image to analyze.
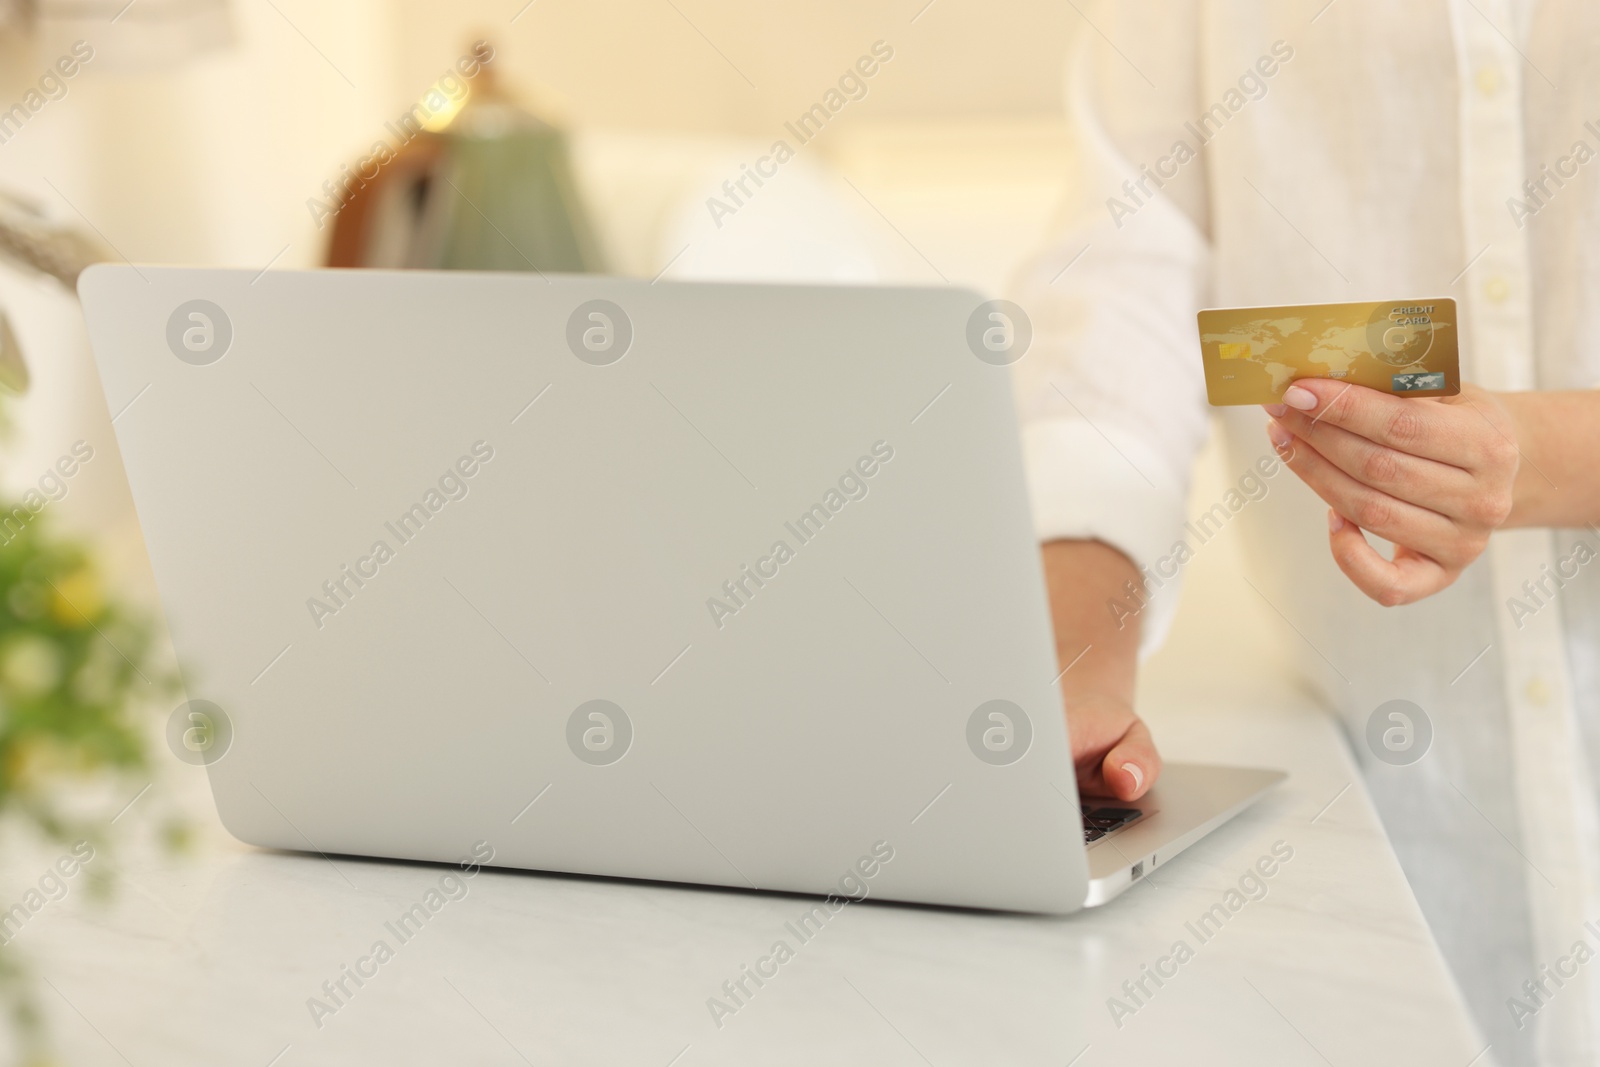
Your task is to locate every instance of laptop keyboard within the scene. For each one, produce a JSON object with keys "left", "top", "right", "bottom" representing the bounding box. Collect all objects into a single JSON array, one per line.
[{"left": 1081, "top": 806, "right": 1143, "bottom": 844}]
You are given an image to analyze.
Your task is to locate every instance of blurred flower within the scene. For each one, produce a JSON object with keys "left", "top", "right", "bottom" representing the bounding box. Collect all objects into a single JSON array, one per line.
[
  {"left": 0, "top": 635, "right": 62, "bottom": 698},
  {"left": 0, "top": 503, "right": 175, "bottom": 1065},
  {"left": 7, "top": 581, "right": 45, "bottom": 620},
  {"left": 47, "top": 567, "right": 101, "bottom": 626}
]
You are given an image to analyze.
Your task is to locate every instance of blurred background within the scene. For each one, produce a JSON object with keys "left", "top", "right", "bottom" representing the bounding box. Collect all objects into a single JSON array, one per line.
[
  {"left": 0, "top": 0, "right": 1080, "bottom": 575},
  {"left": 0, "top": 0, "right": 1287, "bottom": 677}
]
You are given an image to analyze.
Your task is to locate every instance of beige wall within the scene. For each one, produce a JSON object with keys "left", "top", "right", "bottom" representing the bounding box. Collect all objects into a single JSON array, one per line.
[{"left": 387, "top": 0, "right": 1077, "bottom": 134}]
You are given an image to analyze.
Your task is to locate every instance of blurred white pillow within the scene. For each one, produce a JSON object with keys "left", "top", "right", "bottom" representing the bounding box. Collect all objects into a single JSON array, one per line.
[{"left": 568, "top": 131, "right": 879, "bottom": 284}]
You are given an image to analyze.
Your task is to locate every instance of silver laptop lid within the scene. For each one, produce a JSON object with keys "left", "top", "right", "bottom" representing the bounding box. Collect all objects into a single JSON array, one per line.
[{"left": 79, "top": 266, "right": 1087, "bottom": 912}]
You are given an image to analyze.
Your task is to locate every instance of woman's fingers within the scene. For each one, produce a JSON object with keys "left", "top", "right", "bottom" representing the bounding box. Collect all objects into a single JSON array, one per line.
[
  {"left": 1068, "top": 697, "right": 1160, "bottom": 801},
  {"left": 1327, "top": 511, "right": 1457, "bottom": 606},
  {"left": 1274, "top": 379, "right": 1488, "bottom": 467},
  {"left": 1267, "top": 424, "right": 1481, "bottom": 567},
  {"left": 1100, "top": 717, "right": 1160, "bottom": 801},
  {"left": 1263, "top": 381, "right": 1517, "bottom": 608},
  {"left": 1268, "top": 412, "right": 1478, "bottom": 517}
]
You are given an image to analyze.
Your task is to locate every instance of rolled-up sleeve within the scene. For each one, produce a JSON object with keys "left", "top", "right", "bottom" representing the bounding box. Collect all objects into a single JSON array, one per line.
[{"left": 1010, "top": 0, "right": 1214, "bottom": 650}]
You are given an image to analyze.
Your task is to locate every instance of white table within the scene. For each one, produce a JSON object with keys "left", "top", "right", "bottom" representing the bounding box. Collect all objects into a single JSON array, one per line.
[{"left": 8, "top": 673, "right": 1486, "bottom": 1067}]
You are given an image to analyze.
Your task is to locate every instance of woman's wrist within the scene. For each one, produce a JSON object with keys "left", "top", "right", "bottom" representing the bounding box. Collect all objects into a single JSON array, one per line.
[
  {"left": 1499, "top": 390, "right": 1600, "bottom": 528},
  {"left": 1499, "top": 390, "right": 1543, "bottom": 527}
]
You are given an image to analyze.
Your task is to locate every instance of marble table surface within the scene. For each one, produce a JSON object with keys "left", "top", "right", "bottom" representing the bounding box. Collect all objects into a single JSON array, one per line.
[{"left": 6, "top": 674, "right": 1486, "bottom": 1067}]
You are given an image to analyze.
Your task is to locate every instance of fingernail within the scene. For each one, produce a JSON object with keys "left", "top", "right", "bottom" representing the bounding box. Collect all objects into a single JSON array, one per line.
[
  {"left": 1266, "top": 419, "right": 1292, "bottom": 450},
  {"left": 1329, "top": 509, "right": 1344, "bottom": 533},
  {"left": 1283, "top": 384, "right": 1317, "bottom": 410},
  {"left": 1122, "top": 762, "right": 1143, "bottom": 792},
  {"left": 1264, "top": 403, "right": 1288, "bottom": 417}
]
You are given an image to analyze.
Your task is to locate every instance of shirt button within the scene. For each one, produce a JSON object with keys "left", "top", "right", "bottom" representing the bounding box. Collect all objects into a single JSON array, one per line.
[
  {"left": 1525, "top": 677, "right": 1551, "bottom": 706},
  {"left": 1476, "top": 65, "right": 1503, "bottom": 97},
  {"left": 1485, "top": 276, "right": 1511, "bottom": 303}
]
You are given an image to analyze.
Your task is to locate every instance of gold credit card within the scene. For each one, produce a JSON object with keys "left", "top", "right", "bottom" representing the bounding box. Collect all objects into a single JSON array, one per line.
[{"left": 1197, "top": 298, "right": 1460, "bottom": 405}]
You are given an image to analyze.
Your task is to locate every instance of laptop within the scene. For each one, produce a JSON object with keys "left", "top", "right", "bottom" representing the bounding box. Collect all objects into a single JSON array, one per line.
[{"left": 79, "top": 265, "right": 1284, "bottom": 913}]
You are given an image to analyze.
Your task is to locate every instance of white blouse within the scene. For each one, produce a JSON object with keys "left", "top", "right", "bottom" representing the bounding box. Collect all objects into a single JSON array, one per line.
[{"left": 1013, "top": 2, "right": 1600, "bottom": 1064}]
